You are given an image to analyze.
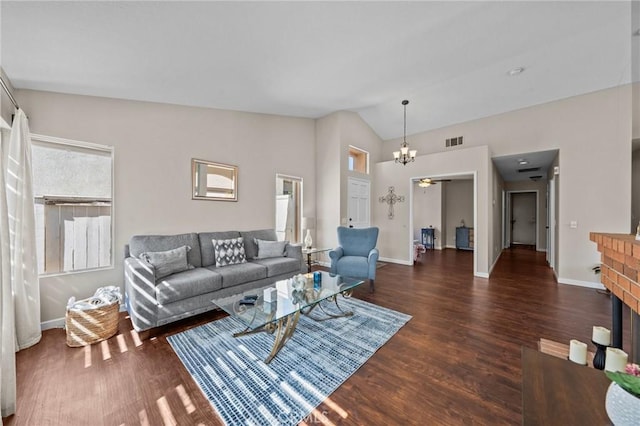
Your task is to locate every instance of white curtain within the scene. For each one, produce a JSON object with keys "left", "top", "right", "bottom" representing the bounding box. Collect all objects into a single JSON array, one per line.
[
  {"left": 0, "top": 119, "right": 16, "bottom": 420},
  {"left": 0, "top": 109, "right": 41, "bottom": 419}
]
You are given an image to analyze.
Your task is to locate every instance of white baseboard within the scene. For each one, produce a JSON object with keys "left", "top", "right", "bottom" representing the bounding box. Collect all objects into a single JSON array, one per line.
[
  {"left": 379, "top": 256, "right": 413, "bottom": 266},
  {"left": 475, "top": 272, "right": 489, "bottom": 278},
  {"left": 40, "top": 303, "right": 127, "bottom": 331},
  {"left": 537, "top": 248, "right": 547, "bottom": 252},
  {"left": 41, "top": 317, "right": 65, "bottom": 330},
  {"left": 445, "top": 245, "right": 457, "bottom": 249},
  {"left": 558, "top": 277, "right": 605, "bottom": 290}
]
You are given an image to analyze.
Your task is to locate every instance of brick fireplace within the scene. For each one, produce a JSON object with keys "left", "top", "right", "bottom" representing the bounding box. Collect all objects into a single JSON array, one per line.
[{"left": 590, "top": 232, "right": 640, "bottom": 362}]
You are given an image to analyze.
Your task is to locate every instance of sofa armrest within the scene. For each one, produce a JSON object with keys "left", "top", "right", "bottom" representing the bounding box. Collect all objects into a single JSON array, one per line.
[
  {"left": 124, "top": 257, "right": 159, "bottom": 332},
  {"left": 368, "top": 248, "right": 380, "bottom": 280},
  {"left": 329, "top": 247, "right": 344, "bottom": 274},
  {"left": 285, "top": 243, "right": 305, "bottom": 273}
]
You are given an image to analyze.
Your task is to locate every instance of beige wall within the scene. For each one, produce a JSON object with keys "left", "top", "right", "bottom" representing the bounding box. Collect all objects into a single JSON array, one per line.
[
  {"left": 490, "top": 162, "right": 504, "bottom": 270},
  {"left": 383, "top": 85, "right": 632, "bottom": 285},
  {"left": 504, "top": 180, "right": 548, "bottom": 251},
  {"left": 0, "top": 68, "right": 15, "bottom": 126},
  {"left": 17, "top": 89, "right": 317, "bottom": 323},
  {"left": 315, "top": 110, "right": 382, "bottom": 250},
  {"left": 634, "top": 83, "right": 639, "bottom": 140},
  {"left": 444, "top": 180, "right": 473, "bottom": 248},
  {"left": 375, "top": 145, "right": 490, "bottom": 276},
  {"left": 315, "top": 112, "right": 342, "bottom": 250}
]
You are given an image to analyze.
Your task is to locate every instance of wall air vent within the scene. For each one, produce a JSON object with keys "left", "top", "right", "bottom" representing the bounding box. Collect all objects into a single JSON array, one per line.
[
  {"left": 518, "top": 167, "right": 540, "bottom": 173},
  {"left": 445, "top": 136, "right": 463, "bottom": 147}
]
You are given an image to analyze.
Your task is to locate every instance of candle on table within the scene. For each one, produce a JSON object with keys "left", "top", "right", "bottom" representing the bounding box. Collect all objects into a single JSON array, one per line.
[
  {"left": 568, "top": 339, "right": 588, "bottom": 365},
  {"left": 605, "top": 347, "right": 628, "bottom": 372},
  {"left": 592, "top": 326, "right": 611, "bottom": 346}
]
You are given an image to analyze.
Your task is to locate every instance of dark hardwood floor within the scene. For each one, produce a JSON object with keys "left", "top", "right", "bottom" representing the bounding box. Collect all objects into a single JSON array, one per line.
[{"left": 4, "top": 247, "right": 625, "bottom": 425}]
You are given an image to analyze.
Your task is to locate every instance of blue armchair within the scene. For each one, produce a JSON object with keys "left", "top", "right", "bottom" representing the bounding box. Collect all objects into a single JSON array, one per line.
[{"left": 329, "top": 226, "right": 379, "bottom": 292}]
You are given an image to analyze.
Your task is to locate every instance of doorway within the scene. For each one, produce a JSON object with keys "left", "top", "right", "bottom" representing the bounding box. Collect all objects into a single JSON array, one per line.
[
  {"left": 504, "top": 191, "right": 538, "bottom": 249},
  {"left": 511, "top": 192, "right": 536, "bottom": 247},
  {"left": 547, "top": 177, "right": 557, "bottom": 271},
  {"left": 275, "top": 174, "right": 302, "bottom": 242},
  {"left": 347, "top": 177, "right": 370, "bottom": 228}
]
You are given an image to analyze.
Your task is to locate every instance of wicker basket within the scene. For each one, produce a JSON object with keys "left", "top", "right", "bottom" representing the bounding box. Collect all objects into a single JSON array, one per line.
[{"left": 65, "top": 299, "right": 119, "bottom": 347}]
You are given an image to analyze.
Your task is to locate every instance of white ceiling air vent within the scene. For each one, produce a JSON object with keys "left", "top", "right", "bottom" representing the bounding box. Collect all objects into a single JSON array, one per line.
[{"left": 445, "top": 136, "right": 463, "bottom": 148}]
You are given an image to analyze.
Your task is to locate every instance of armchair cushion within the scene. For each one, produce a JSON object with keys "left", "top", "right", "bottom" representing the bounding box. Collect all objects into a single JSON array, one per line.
[{"left": 337, "top": 227, "right": 380, "bottom": 257}]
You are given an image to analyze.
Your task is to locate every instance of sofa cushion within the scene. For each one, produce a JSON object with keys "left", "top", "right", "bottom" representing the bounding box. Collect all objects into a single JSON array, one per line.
[
  {"left": 139, "top": 245, "right": 193, "bottom": 280},
  {"left": 155, "top": 267, "right": 223, "bottom": 305},
  {"left": 206, "top": 262, "right": 267, "bottom": 288},
  {"left": 199, "top": 231, "right": 241, "bottom": 267},
  {"left": 250, "top": 257, "right": 300, "bottom": 277},
  {"left": 213, "top": 237, "right": 247, "bottom": 267},
  {"left": 129, "top": 233, "right": 202, "bottom": 268},
  {"left": 255, "top": 239, "right": 288, "bottom": 259},
  {"left": 240, "top": 229, "right": 278, "bottom": 259}
]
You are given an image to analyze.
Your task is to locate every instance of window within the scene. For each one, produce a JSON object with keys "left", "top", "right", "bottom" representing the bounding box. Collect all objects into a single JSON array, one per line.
[
  {"left": 31, "top": 135, "right": 114, "bottom": 275},
  {"left": 275, "top": 174, "right": 302, "bottom": 243},
  {"left": 348, "top": 146, "right": 369, "bottom": 174}
]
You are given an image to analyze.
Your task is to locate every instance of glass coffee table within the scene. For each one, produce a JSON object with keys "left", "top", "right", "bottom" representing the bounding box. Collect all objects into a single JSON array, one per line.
[{"left": 213, "top": 271, "right": 364, "bottom": 363}]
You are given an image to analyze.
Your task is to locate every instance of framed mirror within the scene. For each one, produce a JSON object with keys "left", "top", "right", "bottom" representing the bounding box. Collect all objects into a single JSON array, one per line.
[{"left": 192, "top": 158, "right": 238, "bottom": 201}]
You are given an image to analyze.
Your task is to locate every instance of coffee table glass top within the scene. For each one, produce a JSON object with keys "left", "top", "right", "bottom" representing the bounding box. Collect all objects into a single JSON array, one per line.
[{"left": 213, "top": 271, "right": 364, "bottom": 330}]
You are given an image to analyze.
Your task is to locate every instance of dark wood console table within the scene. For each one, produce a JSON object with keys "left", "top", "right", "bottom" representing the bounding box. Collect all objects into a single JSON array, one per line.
[{"left": 522, "top": 347, "right": 611, "bottom": 425}]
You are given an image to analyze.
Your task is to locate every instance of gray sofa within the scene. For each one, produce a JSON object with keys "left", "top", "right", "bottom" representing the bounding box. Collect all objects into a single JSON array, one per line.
[{"left": 124, "top": 229, "right": 304, "bottom": 332}]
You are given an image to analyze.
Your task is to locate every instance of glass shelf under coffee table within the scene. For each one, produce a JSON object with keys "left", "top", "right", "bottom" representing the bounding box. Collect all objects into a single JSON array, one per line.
[{"left": 212, "top": 271, "right": 364, "bottom": 363}]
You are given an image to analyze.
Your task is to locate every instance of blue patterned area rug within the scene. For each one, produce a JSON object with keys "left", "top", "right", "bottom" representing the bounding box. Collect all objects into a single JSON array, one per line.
[{"left": 167, "top": 297, "right": 411, "bottom": 425}]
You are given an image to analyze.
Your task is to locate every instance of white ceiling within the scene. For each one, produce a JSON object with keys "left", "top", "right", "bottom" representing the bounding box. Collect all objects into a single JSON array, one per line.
[
  {"left": 1, "top": 1, "right": 636, "bottom": 140},
  {"left": 492, "top": 149, "right": 558, "bottom": 182}
]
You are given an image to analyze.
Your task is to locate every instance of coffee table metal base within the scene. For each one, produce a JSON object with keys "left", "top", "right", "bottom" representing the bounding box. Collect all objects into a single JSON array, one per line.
[
  {"left": 232, "top": 295, "right": 353, "bottom": 364},
  {"left": 303, "top": 292, "right": 354, "bottom": 322}
]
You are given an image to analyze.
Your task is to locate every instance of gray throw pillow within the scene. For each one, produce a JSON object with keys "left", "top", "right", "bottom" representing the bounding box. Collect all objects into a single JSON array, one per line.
[
  {"left": 213, "top": 237, "right": 247, "bottom": 267},
  {"left": 139, "top": 245, "right": 193, "bottom": 280},
  {"left": 254, "top": 238, "right": 288, "bottom": 259}
]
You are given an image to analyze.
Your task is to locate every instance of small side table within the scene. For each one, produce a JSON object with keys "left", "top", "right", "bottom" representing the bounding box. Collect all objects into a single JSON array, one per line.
[
  {"left": 301, "top": 248, "right": 331, "bottom": 273},
  {"left": 421, "top": 227, "right": 435, "bottom": 250}
]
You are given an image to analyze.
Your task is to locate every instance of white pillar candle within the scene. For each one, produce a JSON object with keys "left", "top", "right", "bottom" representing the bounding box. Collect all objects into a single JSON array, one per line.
[
  {"left": 605, "top": 347, "right": 628, "bottom": 372},
  {"left": 592, "top": 326, "right": 611, "bottom": 346},
  {"left": 568, "top": 339, "right": 588, "bottom": 365}
]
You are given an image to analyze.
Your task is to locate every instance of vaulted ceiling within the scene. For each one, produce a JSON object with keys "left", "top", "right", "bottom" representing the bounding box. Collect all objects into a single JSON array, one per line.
[{"left": 1, "top": 1, "right": 636, "bottom": 140}]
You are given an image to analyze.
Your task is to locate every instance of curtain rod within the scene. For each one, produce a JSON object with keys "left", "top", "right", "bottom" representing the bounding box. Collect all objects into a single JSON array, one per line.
[{"left": 0, "top": 75, "right": 19, "bottom": 110}]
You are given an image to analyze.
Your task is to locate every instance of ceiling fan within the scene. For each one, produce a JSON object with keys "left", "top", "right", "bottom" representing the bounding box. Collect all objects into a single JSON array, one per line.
[{"left": 418, "top": 178, "right": 451, "bottom": 187}]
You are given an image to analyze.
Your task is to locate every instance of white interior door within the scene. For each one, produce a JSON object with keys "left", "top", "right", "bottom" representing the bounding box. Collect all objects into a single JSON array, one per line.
[
  {"left": 511, "top": 192, "right": 536, "bottom": 245},
  {"left": 347, "top": 177, "right": 370, "bottom": 228},
  {"left": 275, "top": 195, "right": 290, "bottom": 241}
]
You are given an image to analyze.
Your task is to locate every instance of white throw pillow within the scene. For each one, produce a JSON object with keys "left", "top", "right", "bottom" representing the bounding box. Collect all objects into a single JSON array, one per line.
[{"left": 254, "top": 239, "right": 288, "bottom": 259}]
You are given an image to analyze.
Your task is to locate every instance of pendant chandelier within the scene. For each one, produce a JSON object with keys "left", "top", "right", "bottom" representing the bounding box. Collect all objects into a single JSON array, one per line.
[{"left": 393, "top": 100, "right": 417, "bottom": 165}]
